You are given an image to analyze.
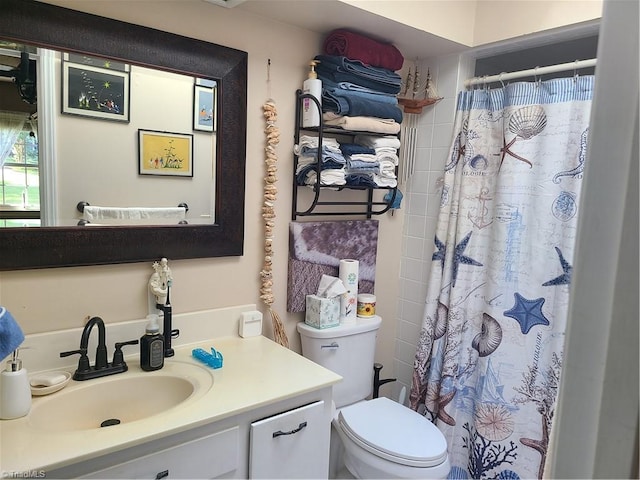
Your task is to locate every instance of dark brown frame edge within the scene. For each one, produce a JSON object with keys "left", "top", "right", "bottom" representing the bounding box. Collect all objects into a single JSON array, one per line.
[{"left": 0, "top": 0, "right": 247, "bottom": 270}]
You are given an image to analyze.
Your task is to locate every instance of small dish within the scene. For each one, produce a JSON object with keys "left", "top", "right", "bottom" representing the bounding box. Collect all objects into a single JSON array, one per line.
[{"left": 29, "top": 371, "right": 72, "bottom": 396}]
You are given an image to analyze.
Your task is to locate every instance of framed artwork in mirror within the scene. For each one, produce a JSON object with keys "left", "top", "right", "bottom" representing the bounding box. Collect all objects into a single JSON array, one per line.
[
  {"left": 62, "top": 53, "right": 130, "bottom": 122},
  {"left": 193, "top": 79, "right": 216, "bottom": 132},
  {"left": 138, "top": 129, "right": 194, "bottom": 177}
]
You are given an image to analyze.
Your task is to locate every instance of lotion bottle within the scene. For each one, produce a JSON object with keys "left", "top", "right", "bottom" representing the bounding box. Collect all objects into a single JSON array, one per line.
[
  {"left": 302, "top": 60, "right": 322, "bottom": 128},
  {"left": 140, "top": 314, "right": 164, "bottom": 371},
  {"left": 0, "top": 349, "right": 32, "bottom": 420}
]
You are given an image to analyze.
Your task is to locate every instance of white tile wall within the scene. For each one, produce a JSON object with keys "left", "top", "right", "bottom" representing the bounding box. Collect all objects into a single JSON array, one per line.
[{"left": 394, "top": 54, "right": 470, "bottom": 404}]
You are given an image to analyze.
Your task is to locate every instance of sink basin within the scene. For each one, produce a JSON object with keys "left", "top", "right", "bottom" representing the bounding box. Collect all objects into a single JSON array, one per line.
[{"left": 28, "top": 361, "right": 213, "bottom": 431}]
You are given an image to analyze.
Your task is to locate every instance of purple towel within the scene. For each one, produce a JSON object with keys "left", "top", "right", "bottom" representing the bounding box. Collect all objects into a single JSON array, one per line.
[{"left": 0, "top": 307, "right": 24, "bottom": 360}]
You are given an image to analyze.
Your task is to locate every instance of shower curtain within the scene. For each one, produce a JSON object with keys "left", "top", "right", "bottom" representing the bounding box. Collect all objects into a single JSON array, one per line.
[{"left": 410, "top": 76, "right": 594, "bottom": 479}]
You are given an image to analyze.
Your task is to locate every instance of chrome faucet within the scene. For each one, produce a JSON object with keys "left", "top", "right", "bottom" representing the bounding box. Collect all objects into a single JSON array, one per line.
[{"left": 60, "top": 316, "right": 138, "bottom": 381}]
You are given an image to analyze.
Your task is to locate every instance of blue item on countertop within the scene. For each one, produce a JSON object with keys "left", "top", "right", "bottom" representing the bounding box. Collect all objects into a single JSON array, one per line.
[
  {"left": 0, "top": 307, "right": 24, "bottom": 361},
  {"left": 192, "top": 347, "right": 224, "bottom": 369}
]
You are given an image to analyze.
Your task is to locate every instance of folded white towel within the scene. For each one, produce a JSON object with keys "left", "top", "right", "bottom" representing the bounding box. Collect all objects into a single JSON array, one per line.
[
  {"left": 354, "top": 134, "right": 401, "bottom": 150},
  {"left": 294, "top": 135, "right": 340, "bottom": 155},
  {"left": 373, "top": 174, "right": 397, "bottom": 187},
  {"left": 82, "top": 206, "right": 186, "bottom": 225},
  {"left": 304, "top": 169, "right": 346, "bottom": 186},
  {"left": 378, "top": 160, "right": 397, "bottom": 178},
  {"left": 376, "top": 151, "right": 399, "bottom": 166}
]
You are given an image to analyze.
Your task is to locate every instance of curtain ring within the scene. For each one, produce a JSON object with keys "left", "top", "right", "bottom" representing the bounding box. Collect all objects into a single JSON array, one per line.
[
  {"left": 534, "top": 66, "right": 541, "bottom": 87},
  {"left": 573, "top": 59, "right": 580, "bottom": 83},
  {"left": 499, "top": 72, "right": 506, "bottom": 88}
]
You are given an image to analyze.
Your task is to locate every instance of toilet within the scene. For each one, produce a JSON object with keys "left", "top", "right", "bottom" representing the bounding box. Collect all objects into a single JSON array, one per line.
[{"left": 297, "top": 316, "right": 450, "bottom": 479}]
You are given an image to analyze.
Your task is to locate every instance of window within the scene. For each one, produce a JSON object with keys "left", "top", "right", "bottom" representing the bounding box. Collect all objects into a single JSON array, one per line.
[{"left": 0, "top": 126, "right": 40, "bottom": 227}]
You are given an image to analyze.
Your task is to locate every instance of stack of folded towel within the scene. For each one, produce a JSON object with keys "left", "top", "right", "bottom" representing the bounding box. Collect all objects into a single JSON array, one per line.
[
  {"left": 295, "top": 135, "right": 346, "bottom": 187},
  {"left": 315, "top": 29, "right": 405, "bottom": 135},
  {"left": 294, "top": 134, "right": 400, "bottom": 188}
]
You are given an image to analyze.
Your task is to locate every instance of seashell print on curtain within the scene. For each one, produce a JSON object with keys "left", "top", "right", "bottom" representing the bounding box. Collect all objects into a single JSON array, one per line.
[{"left": 410, "top": 76, "right": 595, "bottom": 479}]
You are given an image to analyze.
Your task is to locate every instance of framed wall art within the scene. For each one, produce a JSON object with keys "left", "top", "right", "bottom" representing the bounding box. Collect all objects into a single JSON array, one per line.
[
  {"left": 193, "top": 78, "right": 216, "bottom": 132},
  {"left": 62, "top": 53, "right": 130, "bottom": 122},
  {"left": 138, "top": 129, "right": 193, "bottom": 177}
]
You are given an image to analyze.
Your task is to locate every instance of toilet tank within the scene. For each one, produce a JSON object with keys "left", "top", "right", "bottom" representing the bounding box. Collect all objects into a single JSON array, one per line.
[{"left": 297, "top": 316, "right": 382, "bottom": 408}]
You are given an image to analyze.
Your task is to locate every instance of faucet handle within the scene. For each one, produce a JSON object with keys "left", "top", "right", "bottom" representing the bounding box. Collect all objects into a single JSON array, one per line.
[
  {"left": 60, "top": 348, "right": 90, "bottom": 373},
  {"left": 112, "top": 340, "right": 139, "bottom": 367}
]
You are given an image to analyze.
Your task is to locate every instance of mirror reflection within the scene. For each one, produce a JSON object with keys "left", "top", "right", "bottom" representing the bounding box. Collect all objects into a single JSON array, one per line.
[{"left": 0, "top": 43, "right": 217, "bottom": 227}]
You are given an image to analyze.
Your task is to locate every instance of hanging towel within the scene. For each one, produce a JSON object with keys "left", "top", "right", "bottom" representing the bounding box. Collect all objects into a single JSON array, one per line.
[
  {"left": 0, "top": 307, "right": 24, "bottom": 361},
  {"left": 323, "top": 29, "right": 404, "bottom": 71},
  {"left": 82, "top": 206, "right": 186, "bottom": 224}
]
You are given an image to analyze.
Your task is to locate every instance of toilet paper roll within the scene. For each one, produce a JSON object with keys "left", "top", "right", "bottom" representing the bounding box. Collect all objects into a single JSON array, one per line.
[{"left": 339, "top": 259, "right": 359, "bottom": 324}]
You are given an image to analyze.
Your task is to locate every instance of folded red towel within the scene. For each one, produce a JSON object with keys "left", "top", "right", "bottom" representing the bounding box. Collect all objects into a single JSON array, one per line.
[{"left": 323, "top": 29, "right": 404, "bottom": 71}]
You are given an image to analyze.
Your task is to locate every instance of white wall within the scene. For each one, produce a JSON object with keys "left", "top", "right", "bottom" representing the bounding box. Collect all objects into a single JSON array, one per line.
[{"left": 393, "top": 54, "right": 473, "bottom": 400}]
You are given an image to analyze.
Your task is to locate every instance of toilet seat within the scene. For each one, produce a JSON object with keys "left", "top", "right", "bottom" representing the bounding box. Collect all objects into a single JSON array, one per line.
[{"left": 338, "top": 397, "right": 448, "bottom": 468}]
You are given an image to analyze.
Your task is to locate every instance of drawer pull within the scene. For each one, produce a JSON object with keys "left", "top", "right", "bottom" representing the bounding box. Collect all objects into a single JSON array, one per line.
[
  {"left": 155, "top": 470, "right": 169, "bottom": 479},
  {"left": 321, "top": 342, "right": 339, "bottom": 349},
  {"left": 272, "top": 421, "right": 308, "bottom": 438}
]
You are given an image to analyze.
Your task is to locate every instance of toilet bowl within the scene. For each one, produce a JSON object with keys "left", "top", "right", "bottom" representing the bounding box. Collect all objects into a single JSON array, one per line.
[{"left": 297, "top": 318, "right": 450, "bottom": 479}]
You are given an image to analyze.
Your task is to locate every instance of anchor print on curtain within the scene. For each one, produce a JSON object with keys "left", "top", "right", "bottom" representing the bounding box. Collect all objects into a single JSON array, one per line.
[{"left": 410, "top": 76, "right": 594, "bottom": 479}]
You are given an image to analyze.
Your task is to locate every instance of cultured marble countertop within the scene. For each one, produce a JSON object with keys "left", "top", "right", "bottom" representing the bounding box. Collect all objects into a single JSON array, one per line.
[{"left": 0, "top": 335, "right": 342, "bottom": 474}]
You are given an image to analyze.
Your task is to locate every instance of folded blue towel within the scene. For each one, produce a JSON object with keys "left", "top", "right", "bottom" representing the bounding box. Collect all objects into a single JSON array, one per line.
[
  {"left": 315, "top": 55, "right": 402, "bottom": 95},
  {"left": 339, "top": 143, "right": 376, "bottom": 156},
  {"left": 322, "top": 89, "right": 403, "bottom": 123},
  {"left": 0, "top": 307, "right": 24, "bottom": 360},
  {"left": 322, "top": 79, "right": 399, "bottom": 100}
]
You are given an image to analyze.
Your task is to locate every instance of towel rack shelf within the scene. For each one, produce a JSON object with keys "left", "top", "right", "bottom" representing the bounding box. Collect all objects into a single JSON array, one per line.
[{"left": 292, "top": 90, "right": 399, "bottom": 220}]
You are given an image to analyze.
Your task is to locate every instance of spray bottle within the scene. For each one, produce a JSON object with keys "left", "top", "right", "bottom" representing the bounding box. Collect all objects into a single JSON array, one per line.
[{"left": 302, "top": 60, "right": 322, "bottom": 128}]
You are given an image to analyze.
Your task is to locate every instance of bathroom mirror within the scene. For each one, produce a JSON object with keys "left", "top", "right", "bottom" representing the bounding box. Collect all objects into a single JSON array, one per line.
[{"left": 0, "top": 0, "right": 247, "bottom": 270}]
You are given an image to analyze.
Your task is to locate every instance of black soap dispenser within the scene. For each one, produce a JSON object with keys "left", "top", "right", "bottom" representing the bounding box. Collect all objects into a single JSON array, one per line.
[{"left": 140, "top": 314, "right": 164, "bottom": 371}]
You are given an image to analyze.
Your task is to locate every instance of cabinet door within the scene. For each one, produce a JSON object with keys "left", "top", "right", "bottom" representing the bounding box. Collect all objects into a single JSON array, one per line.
[
  {"left": 249, "top": 400, "right": 329, "bottom": 479},
  {"left": 81, "top": 426, "right": 239, "bottom": 479}
]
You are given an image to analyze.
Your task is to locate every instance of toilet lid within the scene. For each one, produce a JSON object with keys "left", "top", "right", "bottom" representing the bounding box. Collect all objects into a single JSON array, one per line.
[{"left": 338, "top": 397, "right": 448, "bottom": 468}]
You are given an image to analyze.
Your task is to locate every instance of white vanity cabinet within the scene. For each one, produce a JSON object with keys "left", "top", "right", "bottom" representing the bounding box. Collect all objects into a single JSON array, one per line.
[
  {"left": 249, "top": 400, "right": 329, "bottom": 478},
  {"left": 81, "top": 426, "right": 240, "bottom": 479},
  {"left": 45, "top": 388, "right": 334, "bottom": 479}
]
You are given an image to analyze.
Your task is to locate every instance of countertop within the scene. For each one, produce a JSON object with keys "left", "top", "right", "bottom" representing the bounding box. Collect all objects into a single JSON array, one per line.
[{"left": 0, "top": 335, "right": 342, "bottom": 474}]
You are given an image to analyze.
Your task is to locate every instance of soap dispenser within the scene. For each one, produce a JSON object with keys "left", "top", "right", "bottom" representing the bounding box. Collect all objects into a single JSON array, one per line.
[
  {"left": 140, "top": 314, "right": 164, "bottom": 371},
  {"left": 0, "top": 349, "right": 32, "bottom": 419},
  {"left": 302, "top": 60, "right": 322, "bottom": 128}
]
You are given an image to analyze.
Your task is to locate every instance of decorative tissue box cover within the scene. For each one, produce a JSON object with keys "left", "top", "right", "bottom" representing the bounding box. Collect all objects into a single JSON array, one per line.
[{"left": 305, "top": 295, "right": 340, "bottom": 329}]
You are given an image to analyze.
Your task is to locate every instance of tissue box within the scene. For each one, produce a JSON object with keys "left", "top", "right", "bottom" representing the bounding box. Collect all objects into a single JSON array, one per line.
[{"left": 305, "top": 295, "right": 340, "bottom": 329}]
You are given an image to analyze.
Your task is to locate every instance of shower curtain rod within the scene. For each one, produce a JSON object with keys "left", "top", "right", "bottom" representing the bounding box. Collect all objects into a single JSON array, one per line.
[{"left": 464, "top": 58, "right": 597, "bottom": 88}]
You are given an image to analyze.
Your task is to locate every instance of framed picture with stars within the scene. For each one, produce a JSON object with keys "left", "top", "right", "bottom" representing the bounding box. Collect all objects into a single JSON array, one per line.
[{"left": 61, "top": 52, "right": 130, "bottom": 122}]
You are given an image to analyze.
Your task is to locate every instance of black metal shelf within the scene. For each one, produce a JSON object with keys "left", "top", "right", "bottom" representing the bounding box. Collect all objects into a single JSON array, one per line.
[{"left": 292, "top": 90, "right": 398, "bottom": 220}]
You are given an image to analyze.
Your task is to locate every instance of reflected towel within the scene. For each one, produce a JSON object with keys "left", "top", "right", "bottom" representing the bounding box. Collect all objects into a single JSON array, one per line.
[
  {"left": 82, "top": 206, "right": 186, "bottom": 225},
  {"left": 323, "top": 29, "right": 404, "bottom": 71},
  {"left": 0, "top": 307, "right": 24, "bottom": 361}
]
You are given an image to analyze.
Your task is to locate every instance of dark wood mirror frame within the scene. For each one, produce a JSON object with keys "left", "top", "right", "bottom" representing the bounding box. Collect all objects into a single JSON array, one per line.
[{"left": 0, "top": 0, "right": 247, "bottom": 270}]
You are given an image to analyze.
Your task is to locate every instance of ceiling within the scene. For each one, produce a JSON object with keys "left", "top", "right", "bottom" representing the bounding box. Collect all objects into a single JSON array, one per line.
[{"left": 235, "top": 0, "right": 469, "bottom": 60}]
